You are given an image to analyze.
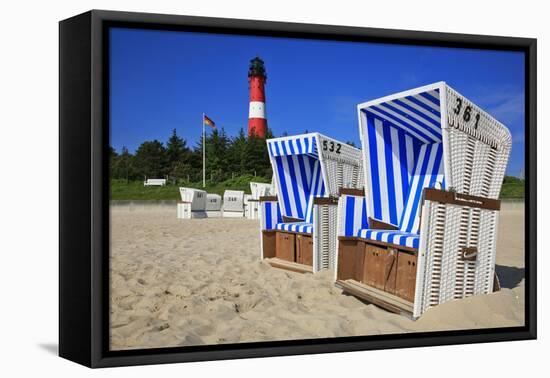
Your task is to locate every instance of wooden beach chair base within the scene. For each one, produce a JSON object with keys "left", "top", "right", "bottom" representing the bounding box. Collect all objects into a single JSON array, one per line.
[
  {"left": 337, "top": 233, "right": 503, "bottom": 317},
  {"left": 336, "top": 236, "right": 418, "bottom": 314},
  {"left": 262, "top": 230, "right": 314, "bottom": 273}
]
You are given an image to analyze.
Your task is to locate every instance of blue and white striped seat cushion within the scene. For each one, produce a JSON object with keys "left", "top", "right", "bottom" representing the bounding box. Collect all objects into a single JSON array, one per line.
[
  {"left": 275, "top": 222, "right": 313, "bottom": 234},
  {"left": 357, "top": 229, "right": 419, "bottom": 249}
]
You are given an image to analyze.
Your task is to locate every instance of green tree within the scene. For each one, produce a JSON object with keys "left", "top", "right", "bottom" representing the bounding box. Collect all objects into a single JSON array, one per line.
[
  {"left": 109, "top": 146, "right": 118, "bottom": 160},
  {"left": 134, "top": 140, "right": 167, "bottom": 179},
  {"left": 166, "top": 129, "right": 191, "bottom": 182},
  {"left": 243, "top": 133, "right": 271, "bottom": 178},
  {"left": 227, "top": 128, "right": 247, "bottom": 175},
  {"left": 115, "top": 146, "right": 137, "bottom": 181},
  {"left": 205, "top": 127, "right": 230, "bottom": 182}
]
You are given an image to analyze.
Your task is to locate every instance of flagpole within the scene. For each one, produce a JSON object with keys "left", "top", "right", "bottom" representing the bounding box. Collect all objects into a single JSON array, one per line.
[{"left": 202, "top": 112, "right": 206, "bottom": 188}]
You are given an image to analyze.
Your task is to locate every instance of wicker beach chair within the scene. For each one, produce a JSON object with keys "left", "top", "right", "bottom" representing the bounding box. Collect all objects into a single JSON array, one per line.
[
  {"left": 259, "top": 133, "right": 363, "bottom": 273},
  {"left": 177, "top": 187, "right": 207, "bottom": 219},
  {"left": 205, "top": 193, "right": 222, "bottom": 218},
  {"left": 335, "top": 82, "right": 511, "bottom": 318},
  {"left": 223, "top": 190, "right": 245, "bottom": 218},
  {"left": 246, "top": 182, "right": 274, "bottom": 220}
]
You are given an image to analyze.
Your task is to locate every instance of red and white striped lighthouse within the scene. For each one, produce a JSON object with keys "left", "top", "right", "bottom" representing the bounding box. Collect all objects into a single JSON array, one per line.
[{"left": 248, "top": 56, "right": 267, "bottom": 138}]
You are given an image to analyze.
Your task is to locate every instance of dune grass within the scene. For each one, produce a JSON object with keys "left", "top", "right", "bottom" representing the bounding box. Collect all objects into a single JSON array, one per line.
[{"left": 499, "top": 181, "right": 525, "bottom": 199}]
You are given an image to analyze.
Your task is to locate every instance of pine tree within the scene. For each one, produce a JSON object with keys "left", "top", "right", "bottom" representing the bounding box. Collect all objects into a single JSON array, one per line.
[
  {"left": 227, "top": 128, "right": 247, "bottom": 175},
  {"left": 166, "top": 129, "right": 191, "bottom": 182},
  {"left": 205, "top": 127, "right": 230, "bottom": 182},
  {"left": 244, "top": 133, "right": 271, "bottom": 178},
  {"left": 134, "top": 140, "right": 167, "bottom": 179}
]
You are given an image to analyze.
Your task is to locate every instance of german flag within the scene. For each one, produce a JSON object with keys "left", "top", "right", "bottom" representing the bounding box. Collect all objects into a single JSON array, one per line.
[{"left": 203, "top": 114, "right": 216, "bottom": 128}]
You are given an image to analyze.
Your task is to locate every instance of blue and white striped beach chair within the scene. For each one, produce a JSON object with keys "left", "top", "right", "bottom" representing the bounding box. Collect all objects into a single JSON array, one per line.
[
  {"left": 259, "top": 133, "right": 363, "bottom": 273},
  {"left": 335, "top": 82, "right": 511, "bottom": 318}
]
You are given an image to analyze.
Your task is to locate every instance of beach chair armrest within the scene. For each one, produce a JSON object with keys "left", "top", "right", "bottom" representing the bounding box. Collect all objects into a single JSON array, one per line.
[
  {"left": 313, "top": 196, "right": 339, "bottom": 206},
  {"left": 259, "top": 195, "right": 278, "bottom": 202},
  {"left": 422, "top": 188, "right": 501, "bottom": 211},
  {"left": 339, "top": 188, "right": 365, "bottom": 196}
]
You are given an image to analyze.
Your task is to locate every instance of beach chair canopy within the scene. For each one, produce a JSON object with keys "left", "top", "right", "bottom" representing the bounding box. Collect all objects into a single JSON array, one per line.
[
  {"left": 359, "top": 85, "right": 445, "bottom": 247},
  {"left": 355, "top": 82, "right": 510, "bottom": 248},
  {"left": 267, "top": 132, "right": 363, "bottom": 235},
  {"left": 267, "top": 134, "right": 325, "bottom": 234}
]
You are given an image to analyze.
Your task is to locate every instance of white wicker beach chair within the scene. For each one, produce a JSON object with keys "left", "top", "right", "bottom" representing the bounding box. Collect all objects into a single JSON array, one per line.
[
  {"left": 177, "top": 188, "right": 207, "bottom": 219},
  {"left": 205, "top": 193, "right": 222, "bottom": 218},
  {"left": 246, "top": 182, "right": 274, "bottom": 219},
  {"left": 223, "top": 190, "right": 245, "bottom": 218},
  {"left": 335, "top": 82, "right": 511, "bottom": 318},
  {"left": 250, "top": 182, "right": 274, "bottom": 199},
  {"left": 259, "top": 133, "right": 363, "bottom": 273}
]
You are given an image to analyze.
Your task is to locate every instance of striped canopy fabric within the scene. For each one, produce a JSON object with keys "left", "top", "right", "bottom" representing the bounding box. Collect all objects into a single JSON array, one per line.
[
  {"left": 364, "top": 115, "right": 419, "bottom": 227},
  {"left": 262, "top": 200, "right": 282, "bottom": 230},
  {"left": 353, "top": 142, "right": 444, "bottom": 249},
  {"left": 356, "top": 87, "right": 446, "bottom": 248},
  {"left": 342, "top": 195, "right": 369, "bottom": 237},
  {"left": 267, "top": 134, "right": 327, "bottom": 234},
  {"left": 364, "top": 88, "right": 442, "bottom": 144},
  {"left": 398, "top": 142, "right": 444, "bottom": 234},
  {"left": 268, "top": 133, "right": 318, "bottom": 158}
]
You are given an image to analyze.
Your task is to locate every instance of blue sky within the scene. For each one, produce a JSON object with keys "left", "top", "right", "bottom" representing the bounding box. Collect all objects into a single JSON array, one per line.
[{"left": 110, "top": 28, "right": 525, "bottom": 176}]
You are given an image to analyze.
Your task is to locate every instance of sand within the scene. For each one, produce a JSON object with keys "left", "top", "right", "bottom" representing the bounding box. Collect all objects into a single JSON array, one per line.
[{"left": 109, "top": 202, "right": 525, "bottom": 350}]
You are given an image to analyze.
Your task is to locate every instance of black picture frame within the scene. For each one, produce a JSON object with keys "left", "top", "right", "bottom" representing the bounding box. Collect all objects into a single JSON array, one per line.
[{"left": 59, "top": 9, "right": 537, "bottom": 368}]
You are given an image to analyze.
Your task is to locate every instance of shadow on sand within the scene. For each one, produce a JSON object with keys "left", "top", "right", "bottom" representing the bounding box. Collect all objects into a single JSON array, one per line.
[{"left": 495, "top": 265, "right": 525, "bottom": 289}]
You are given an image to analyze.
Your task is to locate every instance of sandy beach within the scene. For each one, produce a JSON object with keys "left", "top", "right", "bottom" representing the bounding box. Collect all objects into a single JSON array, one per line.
[{"left": 109, "top": 202, "right": 525, "bottom": 350}]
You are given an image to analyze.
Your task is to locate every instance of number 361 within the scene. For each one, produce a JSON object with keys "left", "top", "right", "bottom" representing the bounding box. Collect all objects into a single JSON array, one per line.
[{"left": 453, "top": 98, "right": 481, "bottom": 129}]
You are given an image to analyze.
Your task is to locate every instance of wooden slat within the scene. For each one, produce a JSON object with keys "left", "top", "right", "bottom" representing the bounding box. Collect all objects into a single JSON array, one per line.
[
  {"left": 266, "top": 258, "right": 313, "bottom": 274},
  {"left": 337, "top": 239, "right": 365, "bottom": 282},
  {"left": 395, "top": 251, "right": 417, "bottom": 302},
  {"left": 313, "top": 196, "right": 339, "bottom": 205},
  {"left": 337, "top": 279, "right": 413, "bottom": 316},
  {"left": 259, "top": 195, "right": 278, "bottom": 202},
  {"left": 262, "top": 230, "right": 277, "bottom": 259},
  {"left": 275, "top": 232, "right": 295, "bottom": 262},
  {"left": 339, "top": 187, "right": 365, "bottom": 196},
  {"left": 423, "top": 188, "right": 500, "bottom": 210},
  {"left": 296, "top": 234, "right": 313, "bottom": 266}
]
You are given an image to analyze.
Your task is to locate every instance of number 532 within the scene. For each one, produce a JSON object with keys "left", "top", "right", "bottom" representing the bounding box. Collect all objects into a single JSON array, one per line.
[{"left": 322, "top": 140, "right": 341, "bottom": 154}]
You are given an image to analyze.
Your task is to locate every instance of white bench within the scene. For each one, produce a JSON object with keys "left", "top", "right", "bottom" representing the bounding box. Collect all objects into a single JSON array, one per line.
[{"left": 143, "top": 178, "right": 166, "bottom": 187}]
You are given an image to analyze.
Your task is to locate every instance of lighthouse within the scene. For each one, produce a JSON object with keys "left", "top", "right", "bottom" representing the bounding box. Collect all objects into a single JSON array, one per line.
[{"left": 248, "top": 56, "right": 267, "bottom": 138}]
